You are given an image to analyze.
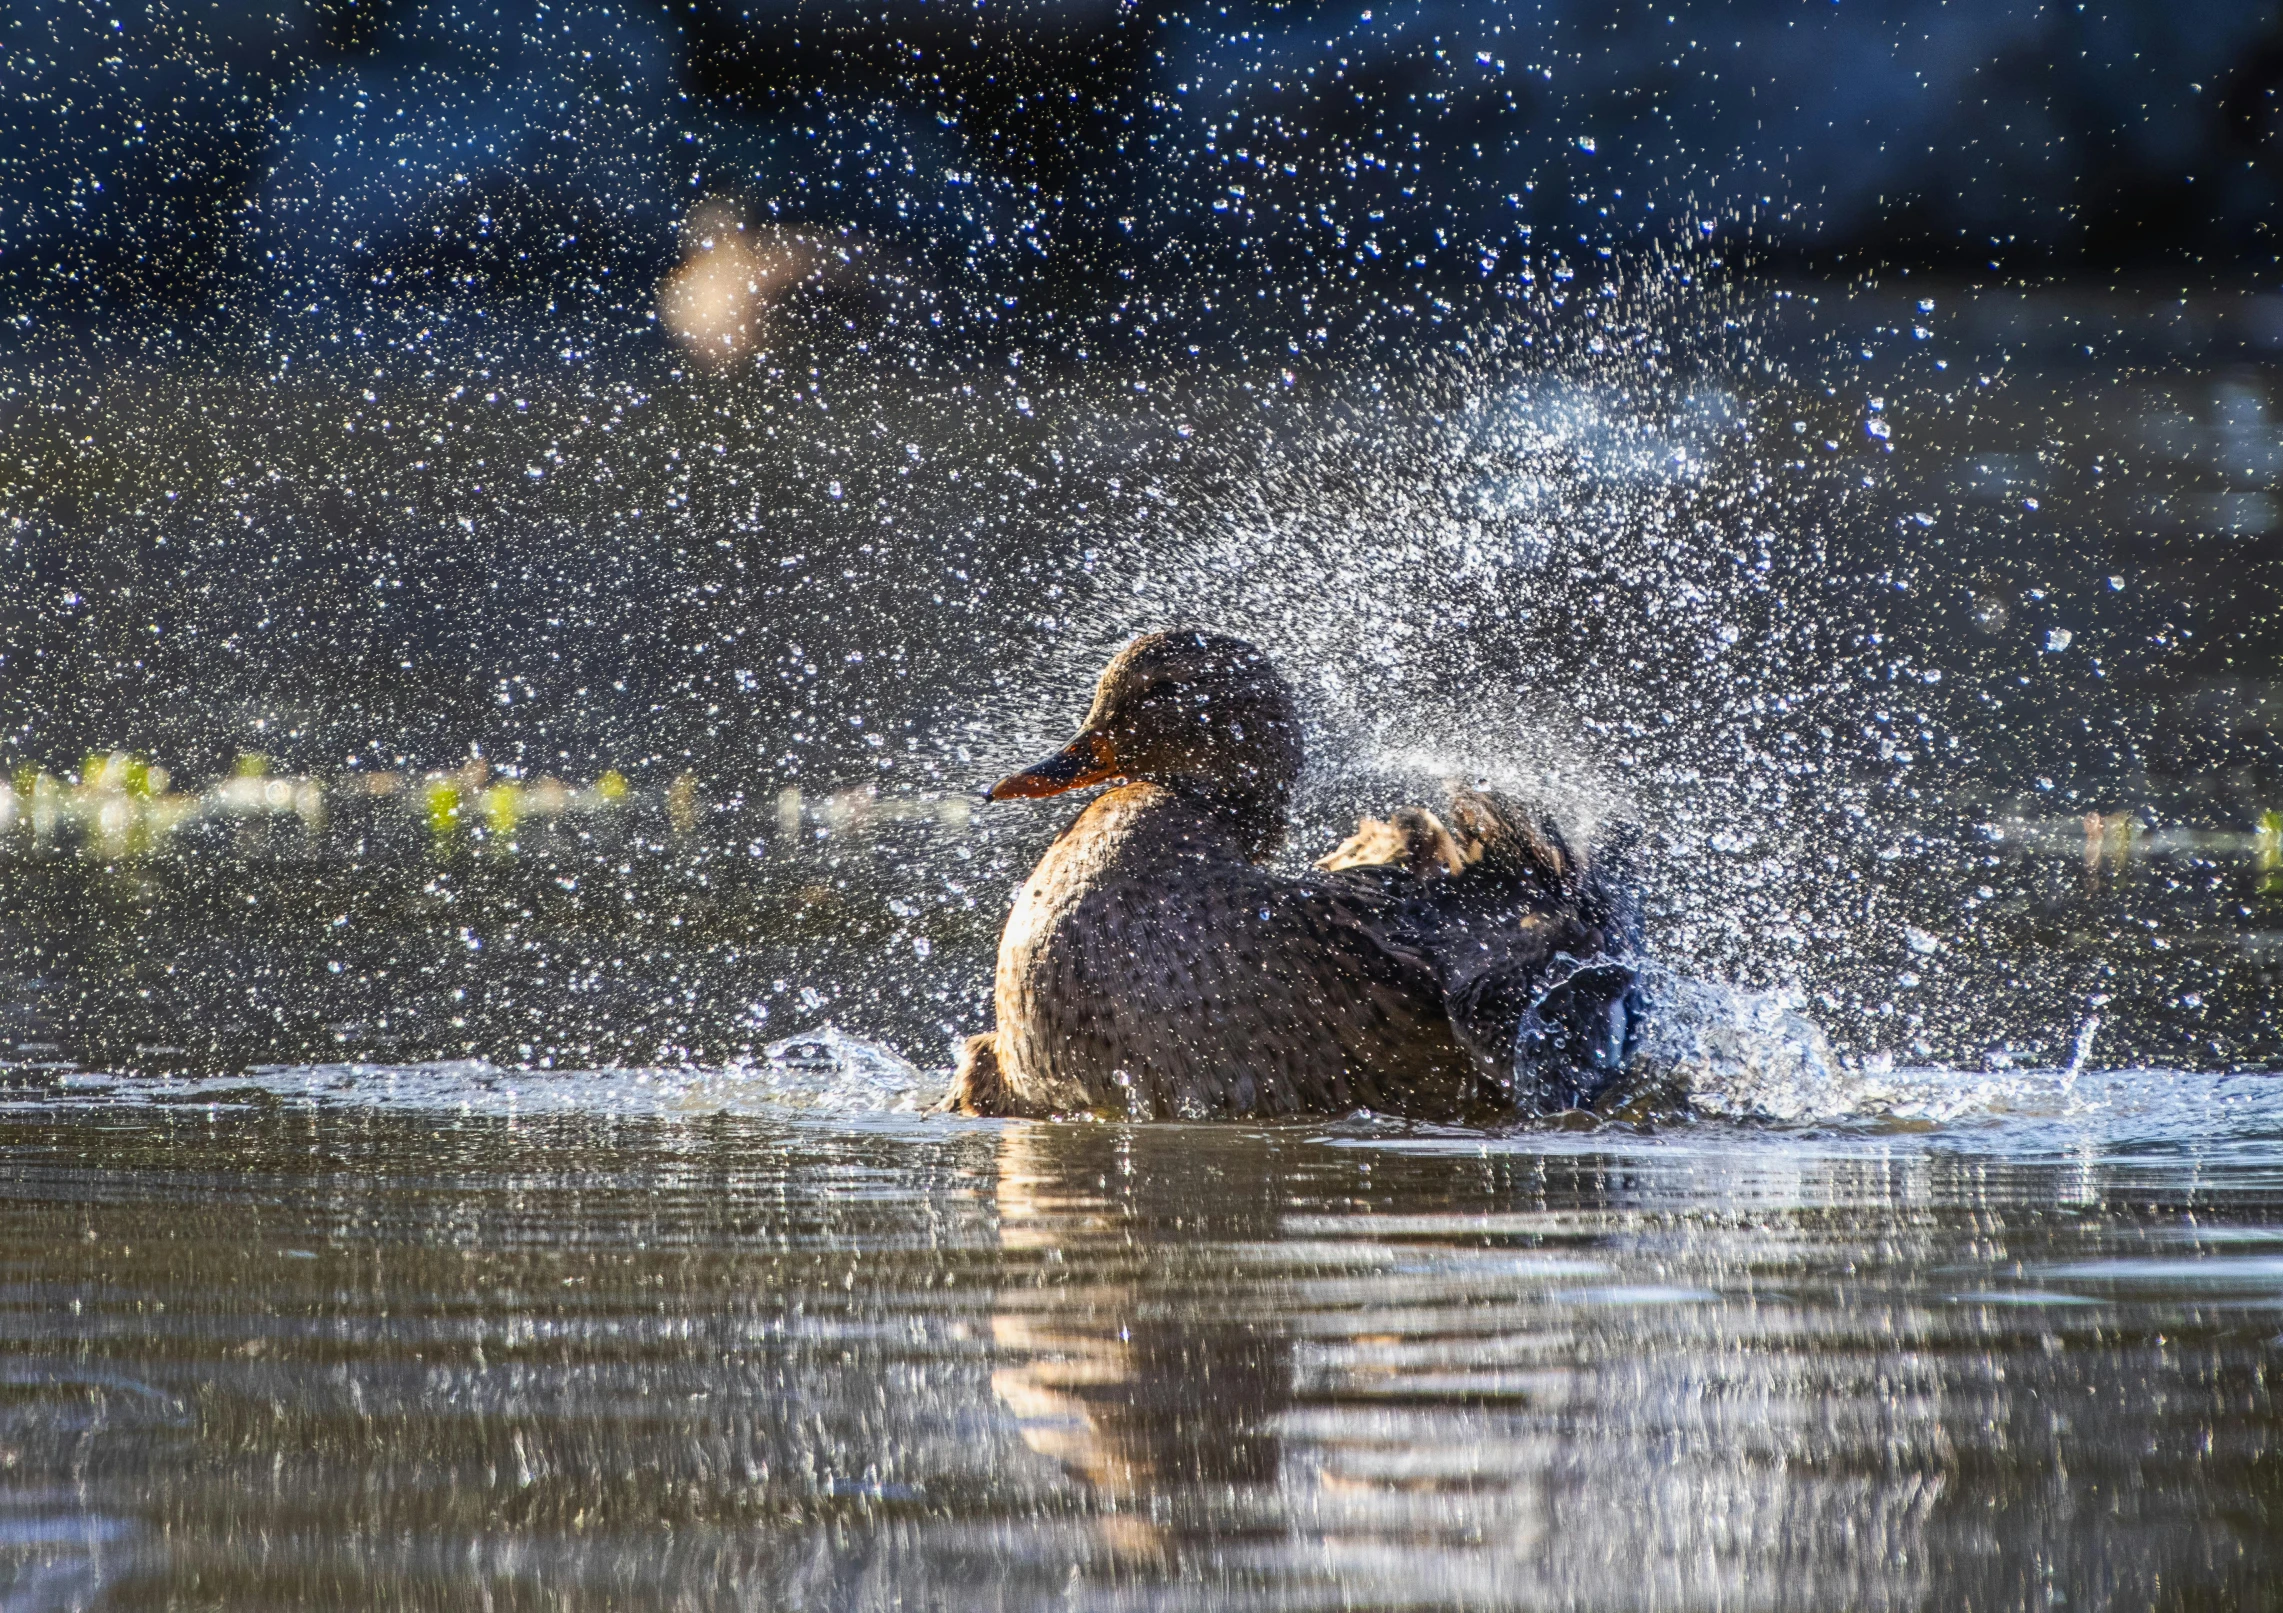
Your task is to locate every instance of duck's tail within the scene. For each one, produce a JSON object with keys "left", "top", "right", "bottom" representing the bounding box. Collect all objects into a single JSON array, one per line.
[
  {"left": 1332, "top": 784, "right": 1645, "bottom": 1115},
  {"left": 1439, "top": 786, "right": 1641, "bottom": 953}
]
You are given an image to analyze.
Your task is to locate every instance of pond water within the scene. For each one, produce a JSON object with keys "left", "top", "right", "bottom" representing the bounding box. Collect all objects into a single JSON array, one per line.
[{"left": 0, "top": 1049, "right": 2278, "bottom": 1610}]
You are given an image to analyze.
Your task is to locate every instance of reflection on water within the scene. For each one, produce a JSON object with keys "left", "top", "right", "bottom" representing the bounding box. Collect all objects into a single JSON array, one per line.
[
  {"left": 1, "top": 1068, "right": 2273, "bottom": 1608},
  {"left": 988, "top": 1123, "right": 1296, "bottom": 1567}
]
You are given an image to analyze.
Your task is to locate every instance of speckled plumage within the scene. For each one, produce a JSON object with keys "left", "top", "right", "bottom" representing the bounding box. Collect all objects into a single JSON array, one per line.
[{"left": 941, "top": 630, "right": 1640, "bottom": 1121}]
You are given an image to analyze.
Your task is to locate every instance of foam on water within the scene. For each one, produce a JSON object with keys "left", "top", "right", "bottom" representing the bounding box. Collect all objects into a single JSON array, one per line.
[{"left": 4, "top": 994, "right": 2279, "bottom": 1159}]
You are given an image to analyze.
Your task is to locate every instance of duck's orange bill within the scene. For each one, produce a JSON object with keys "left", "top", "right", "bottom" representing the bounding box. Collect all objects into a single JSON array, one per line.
[{"left": 987, "top": 729, "right": 1120, "bottom": 800}]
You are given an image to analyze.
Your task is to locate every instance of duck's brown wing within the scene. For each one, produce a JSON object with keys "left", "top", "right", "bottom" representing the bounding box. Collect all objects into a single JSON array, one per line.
[
  {"left": 1251, "top": 870, "right": 1489, "bottom": 1120},
  {"left": 1305, "top": 861, "right": 1561, "bottom": 1083}
]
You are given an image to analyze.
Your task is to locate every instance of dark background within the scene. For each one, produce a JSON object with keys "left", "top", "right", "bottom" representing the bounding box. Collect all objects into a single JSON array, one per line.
[
  {"left": 4, "top": 0, "right": 2281, "bottom": 780},
  {"left": 8, "top": 0, "right": 2281, "bottom": 330}
]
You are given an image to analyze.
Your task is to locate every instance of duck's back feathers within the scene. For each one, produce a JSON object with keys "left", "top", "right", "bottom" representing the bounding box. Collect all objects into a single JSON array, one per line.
[
  {"left": 1316, "top": 805, "right": 1471, "bottom": 878},
  {"left": 953, "top": 777, "right": 1644, "bottom": 1121}
]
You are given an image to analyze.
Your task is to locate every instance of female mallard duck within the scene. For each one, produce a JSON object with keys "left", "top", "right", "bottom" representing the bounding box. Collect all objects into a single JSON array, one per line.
[{"left": 941, "top": 629, "right": 1641, "bottom": 1121}]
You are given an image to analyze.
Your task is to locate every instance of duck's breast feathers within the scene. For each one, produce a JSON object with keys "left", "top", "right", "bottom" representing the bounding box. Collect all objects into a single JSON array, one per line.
[{"left": 1000, "top": 822, "right": 1481, "bottom": 1119}]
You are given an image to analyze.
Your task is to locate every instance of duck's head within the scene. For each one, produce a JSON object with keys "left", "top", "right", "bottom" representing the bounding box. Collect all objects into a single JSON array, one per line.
[{"left": 987, "top": 629, "right": 1303, "bottom": 857}]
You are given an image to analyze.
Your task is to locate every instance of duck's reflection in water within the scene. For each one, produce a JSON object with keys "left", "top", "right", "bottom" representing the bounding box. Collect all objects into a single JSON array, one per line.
[
  {"left": 978, "top": 1121, "right": 1612, "bottom": 1593},
  {"left": 985, "top": 1122, "right": 1294, "bottom": 1563}
]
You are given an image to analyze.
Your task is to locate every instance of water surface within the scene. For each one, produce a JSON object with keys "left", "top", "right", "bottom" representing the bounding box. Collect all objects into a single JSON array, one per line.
[{"left": 1, "top": 1054, "right": 2277, "bottom": 1609}]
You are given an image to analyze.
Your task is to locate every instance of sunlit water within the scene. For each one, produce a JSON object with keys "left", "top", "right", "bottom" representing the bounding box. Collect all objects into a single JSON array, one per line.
[{"left": 1, "top": 1031, "right": 2278, "bottom": 1610}]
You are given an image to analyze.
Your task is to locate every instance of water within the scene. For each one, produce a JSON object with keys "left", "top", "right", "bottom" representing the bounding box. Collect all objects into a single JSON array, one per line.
[
  {"left": 0, "top": 1040, "right": 2277, "bottom": 1610},
  {"left": 9, "top": 2, "right": 2283, "bottom": 1593}
]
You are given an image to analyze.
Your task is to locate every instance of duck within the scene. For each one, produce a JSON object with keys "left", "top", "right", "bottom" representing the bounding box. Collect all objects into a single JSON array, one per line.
[{"left": 939, "top": 628, "right": 1642, "bottom": 1121}]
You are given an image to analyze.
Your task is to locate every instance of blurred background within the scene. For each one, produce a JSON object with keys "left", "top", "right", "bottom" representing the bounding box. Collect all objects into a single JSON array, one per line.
[{"left": 1, "top": 0, "right": 2280, "bottom": 1075}]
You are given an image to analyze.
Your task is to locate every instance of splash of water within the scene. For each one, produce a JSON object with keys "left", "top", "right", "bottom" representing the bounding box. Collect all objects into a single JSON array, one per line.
[
  {"left": 2061, "top": 1014, "right": 2103, "bottom": 1094},
  {"left": 1625, "top": 965, "right": 1844, "bottom": 1123},
  {"left": 0, "top": 1028, "right": 934, "bottom": 1119},
  {"left": 969, "top": 286, "right": 1919, "bottom": 1077},
  {"left": 5, "top": 1017, "right": 2274, "bottom": 1153}
]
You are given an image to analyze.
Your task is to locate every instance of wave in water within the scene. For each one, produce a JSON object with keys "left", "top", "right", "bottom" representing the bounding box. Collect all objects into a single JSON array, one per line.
[
  {"left": 2, "top": 998, "right": 2275, "bottom": 1153},
  {"left": 0, "top": 1026, "right": 934, "bottom": 1121}
]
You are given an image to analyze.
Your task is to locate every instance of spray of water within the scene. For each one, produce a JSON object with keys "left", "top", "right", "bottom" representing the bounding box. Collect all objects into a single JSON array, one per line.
[
  {"left": 950, "top": 264, "right": 1954, "bottom": 1108},
  {"left": 5, "top": 230, "right": 2262, "bottom": 1102}
]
